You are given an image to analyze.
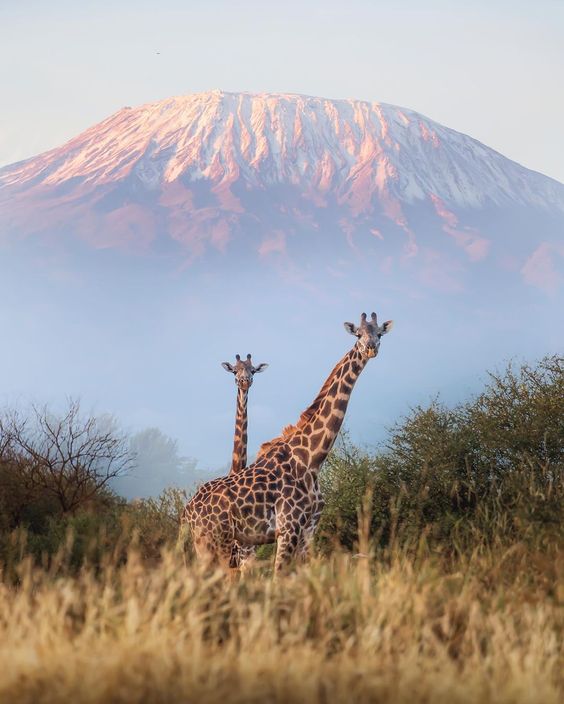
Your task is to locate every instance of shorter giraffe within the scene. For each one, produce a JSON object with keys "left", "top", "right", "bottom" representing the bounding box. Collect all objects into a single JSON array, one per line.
[
  {"left": 221, "top": 354, "right": 268, "bottom": 475},
  {"left": 222, "top": 353, "right": 268, "bottom": 568},
  {"left": 182, "top": 312, "right": 393, "bottom": 573}
]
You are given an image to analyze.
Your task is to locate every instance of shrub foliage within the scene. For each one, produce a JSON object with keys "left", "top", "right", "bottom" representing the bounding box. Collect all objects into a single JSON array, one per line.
[{"left": 318, "top": 355, "right": 563, "bottom": 552}]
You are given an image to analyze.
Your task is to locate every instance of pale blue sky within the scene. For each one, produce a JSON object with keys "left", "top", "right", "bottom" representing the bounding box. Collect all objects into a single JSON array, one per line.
[{"left": 1, "top": 0, "right": 563, "bottom": 182}]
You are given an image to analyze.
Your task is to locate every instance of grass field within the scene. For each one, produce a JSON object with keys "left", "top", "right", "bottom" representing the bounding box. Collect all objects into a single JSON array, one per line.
[{"left": 0, "top": 536, "right": 561, "bottom": 704}]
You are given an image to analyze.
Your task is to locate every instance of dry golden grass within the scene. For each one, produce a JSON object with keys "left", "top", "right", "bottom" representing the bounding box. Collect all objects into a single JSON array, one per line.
[{"left": 0, "top": 540, "right": 562, "bottom": 704}]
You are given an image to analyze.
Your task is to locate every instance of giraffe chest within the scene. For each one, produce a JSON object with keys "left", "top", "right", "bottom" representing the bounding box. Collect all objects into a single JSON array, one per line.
[
  {"left": 230, "top": 471, "right": 321, "bottom": 544},
  {"left": 228, "top": 469, "right": 280, "bottom": 544}
]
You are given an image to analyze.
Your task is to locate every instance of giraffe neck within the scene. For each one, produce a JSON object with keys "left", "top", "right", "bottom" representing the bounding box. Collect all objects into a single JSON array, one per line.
[
  {"left": 229, "top": 386, "right": 249, "bottom": 475},
  {"left": 291, "top": 345, "right": 367, "bottom": 472}
]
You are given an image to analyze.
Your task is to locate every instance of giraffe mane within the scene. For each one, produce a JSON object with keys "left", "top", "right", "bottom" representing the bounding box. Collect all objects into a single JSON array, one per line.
[
  {"left": 293, "top": 360, "right": 341, "bottom": 427},
  {"left": 257, "top": 424, "right": 295, "bottom": 455},
  {"left": 257, "top": 357, "right": 345, "bottom": 456}
]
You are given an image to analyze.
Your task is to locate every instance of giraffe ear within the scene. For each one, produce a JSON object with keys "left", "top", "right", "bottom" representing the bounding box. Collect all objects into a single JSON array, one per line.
[
  {"left": 344, "top": 322, "right": 360, "bottom": 337},
  {"left": 380, "top": 320, "right": 394, "bottom": 335},
  {"left": 253, "top": 363, "right": 269, "bottom": 373},
  {"left": 221, "top": 362, "right": 235, "bottom": 373}
]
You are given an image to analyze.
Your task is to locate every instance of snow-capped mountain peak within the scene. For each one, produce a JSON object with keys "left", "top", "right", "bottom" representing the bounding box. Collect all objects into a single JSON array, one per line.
[
  {"left": 3, "top": 91, "right": 564, "bottom": 205},
  {"left": 1, "top": 91, "right": 563, "bottom": 263}
]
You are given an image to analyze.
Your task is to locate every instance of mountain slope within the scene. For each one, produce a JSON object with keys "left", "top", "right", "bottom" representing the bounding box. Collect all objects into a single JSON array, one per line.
[{"left": 1, "top": 91, "right": 563, "bottom": 265}]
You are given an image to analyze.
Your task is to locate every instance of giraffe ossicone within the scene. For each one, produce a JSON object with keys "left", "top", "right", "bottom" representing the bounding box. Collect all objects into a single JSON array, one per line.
[{"left": 182, "top": 312, "right": 393, "bottom": 573}]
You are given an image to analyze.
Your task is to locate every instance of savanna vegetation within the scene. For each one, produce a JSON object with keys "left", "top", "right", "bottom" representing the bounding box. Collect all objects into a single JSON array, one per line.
[{"left": 0, "top": 356, "right": 562, "bottom": 703}]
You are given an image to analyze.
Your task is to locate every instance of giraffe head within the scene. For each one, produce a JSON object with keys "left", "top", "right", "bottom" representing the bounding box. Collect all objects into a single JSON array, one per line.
[
  {"left": 344, "top": 312, "right": 393, "bottom": 359},
  {"left": 221, "top": 354, "right": 269, "bottom": 390}
]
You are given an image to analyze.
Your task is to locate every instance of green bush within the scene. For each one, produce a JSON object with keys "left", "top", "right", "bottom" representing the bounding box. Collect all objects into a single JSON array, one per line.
[
  {"left": 318, "top": 356, "right": 564, "bottom": 553},
  {"left": 123, "top": 487, "right": 188, "bottom": 561},
  {"left": 0, "top": 487, "right": 189, "bottom": 576}
]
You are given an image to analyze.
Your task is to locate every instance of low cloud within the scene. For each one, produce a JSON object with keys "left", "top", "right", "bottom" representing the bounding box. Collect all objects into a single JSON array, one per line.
[
  {"left": 430, "top": 194, "right": 490, "bottom": 262},
  {"left": 258, "top": 230, "right": 286, "bottom": 257},
  {"left": 521, "top": 243, "right": 563, "bottom": 294}
]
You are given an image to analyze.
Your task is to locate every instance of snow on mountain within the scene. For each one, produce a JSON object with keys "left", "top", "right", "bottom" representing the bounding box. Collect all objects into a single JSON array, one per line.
[
  {"left": 3, "top": 91, "right": 563, "bottom": 204},
  {"left": 0, "top": 91, "right": 563, "bottom": 290}
]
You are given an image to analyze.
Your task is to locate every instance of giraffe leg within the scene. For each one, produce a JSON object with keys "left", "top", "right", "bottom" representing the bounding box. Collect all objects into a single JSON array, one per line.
[
  {"left": 274, "top": 528, "right": 300, "bottom": 574},
  {"left": 297, "top": 519, "right": 318, "bottom": 562},
  {"left": 193, "top": 536, "right": 218, "bottom": 566},
  {"left": 237, "top": 544, "right": 257, "bottom": 573},
  {"left": 194, "top": 538, "right": 239, "bottom": 577},
  {"left": 297, "top": 531, "right": 313, "bottom": 563},
  {"left": 176, "top": 520, "right": 191, "bottom": 566},
  {"left": 229, "top": 541, "right": 241, "bottom": 568},
  {"left": 190, "top": 522, "right": 233, "bottom": 571},
  {"left": 298, "top": 497, "right": 324, "bottom": 562},
  {"left": 229, "top": 541, "right": 257, "bottom": 572},
  {"left": 218, "top": 542, "right": 237, "bottom": 573}
]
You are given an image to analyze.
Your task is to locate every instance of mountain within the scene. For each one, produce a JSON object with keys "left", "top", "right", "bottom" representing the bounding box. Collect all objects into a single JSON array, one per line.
[
  {"left": 1, "top": 91, "right": 563, "bottom": 281},
  {"left": 0, "top": 91, "right": 563, "bottom": 474}
]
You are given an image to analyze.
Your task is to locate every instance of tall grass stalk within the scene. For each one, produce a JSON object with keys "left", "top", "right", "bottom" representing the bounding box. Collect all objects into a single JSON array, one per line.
[{"left": 0, "top": 537, "right": 561, "bottom": 704}]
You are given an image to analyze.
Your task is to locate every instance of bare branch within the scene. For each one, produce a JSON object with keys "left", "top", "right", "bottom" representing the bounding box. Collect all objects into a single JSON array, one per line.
[{"left": 1, "top": 399, "right": 133, "bottom": 514}]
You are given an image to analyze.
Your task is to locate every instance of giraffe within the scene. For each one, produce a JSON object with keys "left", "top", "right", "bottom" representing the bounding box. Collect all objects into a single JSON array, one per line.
[
  {"left": 182, "top": 312, "right": 393, "bottom": 573},
  {"left": 221, "top": 353, "right": 268, "bottom": 568},
  {"left": 221, "top": 354, "right": 268, "bottom": 476}
]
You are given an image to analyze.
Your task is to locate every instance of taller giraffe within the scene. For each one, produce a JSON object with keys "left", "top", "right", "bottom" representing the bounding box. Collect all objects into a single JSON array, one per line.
[
  {"left": 183, "top": 312, "right": 393, "bottom": 573},
  {"left": 221, "top": 354, "right": 268, "bottom": 475}
]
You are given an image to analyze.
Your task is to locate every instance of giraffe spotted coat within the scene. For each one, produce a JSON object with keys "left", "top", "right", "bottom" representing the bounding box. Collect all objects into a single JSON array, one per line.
[{"left": 182, "top": 312, "right": 393, "bottom": 572}]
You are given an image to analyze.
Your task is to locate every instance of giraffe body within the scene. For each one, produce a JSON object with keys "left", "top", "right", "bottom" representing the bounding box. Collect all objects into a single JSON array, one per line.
[
  {"left": 183, "top": 312, "right": 393, "bottom": 572},
  {"left": 184, "top": 438, "right": 321, "bottom": 570}
]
